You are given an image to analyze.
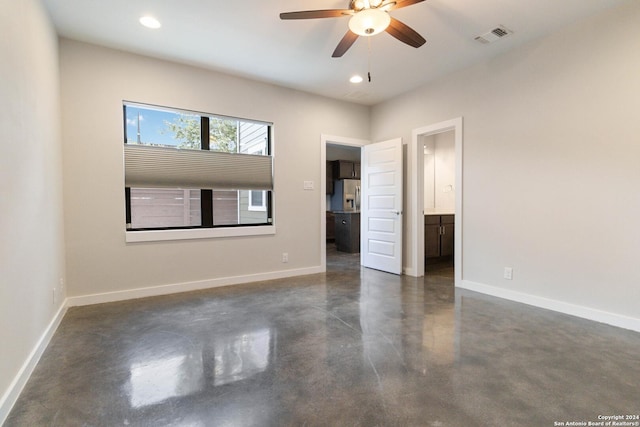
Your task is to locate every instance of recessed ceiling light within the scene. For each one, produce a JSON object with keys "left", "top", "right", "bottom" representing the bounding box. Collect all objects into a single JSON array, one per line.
[
  {"left": 350, "top": 75, "right": 364, "bottom": 84},
  {"left": 139, "top": 16, "right": 161, "bottom": 29}
]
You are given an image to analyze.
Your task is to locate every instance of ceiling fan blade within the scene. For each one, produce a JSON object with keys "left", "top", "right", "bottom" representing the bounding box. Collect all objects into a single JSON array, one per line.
[
  {"left": 280, "top": 9, "right": 353, "bottom": 20},
  {"left": 385, "top": 17, "right": 426, "bottom": 48},
  {"left": 386, "top": 0, "right": 425, "bottom": 11},
  {"left": 332, "top": 31, "right": 359, "bottom": 58}
]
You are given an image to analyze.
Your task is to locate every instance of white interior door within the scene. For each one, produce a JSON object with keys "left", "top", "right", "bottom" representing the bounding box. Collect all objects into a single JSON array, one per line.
[{"left": 361, "top": 138, "right": 403, "bottom": 275}]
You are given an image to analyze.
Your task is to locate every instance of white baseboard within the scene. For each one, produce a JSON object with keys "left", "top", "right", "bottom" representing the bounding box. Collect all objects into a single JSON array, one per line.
[
  {"left": 7, "top": 272, "right": 634, "bottom": 426},
  {"left": 458, "top": 279, "right": 640, "bottom": 333},
  {"left": 1, "top": 266, "right": 322, "bottom": 423},
  {"left": 67, "top": 266, "right": 323, "bottom": 307},
  {"left": 403, "top": 267, "right": 416, "bottom": 276},
  {"left": 0, "top": 301, "right": 68, "bottom": 425}
]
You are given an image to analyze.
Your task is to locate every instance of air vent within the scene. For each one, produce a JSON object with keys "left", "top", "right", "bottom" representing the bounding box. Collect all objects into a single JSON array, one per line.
[{"left": 475, "top": 25, "right": 513, "bottom": 44}]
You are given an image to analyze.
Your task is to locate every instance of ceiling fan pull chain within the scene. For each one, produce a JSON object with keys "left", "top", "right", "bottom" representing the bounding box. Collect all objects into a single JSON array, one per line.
[{"left": 368, "top": 37, "right": 372, "bottom": 82}]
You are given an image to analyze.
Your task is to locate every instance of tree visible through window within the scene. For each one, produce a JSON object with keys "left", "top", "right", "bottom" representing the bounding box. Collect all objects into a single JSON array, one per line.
[{"left": 124, "top": 103, "right": 272, "bottom": 230}]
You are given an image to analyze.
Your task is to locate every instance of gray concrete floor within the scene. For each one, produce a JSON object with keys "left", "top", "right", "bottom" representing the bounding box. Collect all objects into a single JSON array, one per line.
[{"left": 6, "top": 247, "right": 640, "bottom": 426}]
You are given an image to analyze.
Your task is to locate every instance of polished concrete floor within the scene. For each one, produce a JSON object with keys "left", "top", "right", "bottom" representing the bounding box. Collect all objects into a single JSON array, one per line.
[{"left": 6, "top": 248, "right": 640, "bottom": 426}]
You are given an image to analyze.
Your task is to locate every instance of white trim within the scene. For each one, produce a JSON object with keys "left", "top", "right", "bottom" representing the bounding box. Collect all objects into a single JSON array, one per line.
[
  {"left": 126, "top": 225, "right": 275, "bottom": 243},
  {"left": 248, "top": 145, "right": 268, "bottom": 212},
  {"left": 67, "top": 266, "right": 322, "bottom": 307},
  {"left": 409, "top": 118, "right": 463, "bottom": 284},
  {"left": 320, "top": 134, "right": 369, "bottom": 272},
  {"left": 247, "top": 190, "right": 267, "bottom": 212},
  {"left": 0, "top": 302, "right": 68, "bottom": 425},
  {"left": 459, "top": 280, "right": 640, "bottom": 333}
]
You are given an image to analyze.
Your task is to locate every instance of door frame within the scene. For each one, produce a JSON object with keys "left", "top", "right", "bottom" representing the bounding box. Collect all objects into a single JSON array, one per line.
[
  {"left": 320, "top": 134, "right": 369, "bottom": 272},
  {"left": 408, "top": 117, "right": 463, "bottom": 284}
]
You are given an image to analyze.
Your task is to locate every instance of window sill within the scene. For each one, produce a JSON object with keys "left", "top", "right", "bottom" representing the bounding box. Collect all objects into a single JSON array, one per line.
[{"left": 125, "top": 225, "right": 276, "bottom": 243}]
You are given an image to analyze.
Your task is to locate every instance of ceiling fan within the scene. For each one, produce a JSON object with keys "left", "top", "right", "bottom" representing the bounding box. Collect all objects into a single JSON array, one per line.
[{"left": 280, "top": 0, "right": 427, "bottom": 58}]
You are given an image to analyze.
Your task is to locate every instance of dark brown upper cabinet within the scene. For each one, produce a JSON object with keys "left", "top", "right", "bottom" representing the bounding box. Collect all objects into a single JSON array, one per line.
[{"left": 333, "top": 160, "right": 361, "bottom": 179}]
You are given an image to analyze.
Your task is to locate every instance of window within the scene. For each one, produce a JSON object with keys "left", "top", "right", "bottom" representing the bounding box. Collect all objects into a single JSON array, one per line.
[
  {"left": 123, "top": 103, "right": 273, "bottom": 237},
  {"left": 248, "top": 190, "right": 265, "bottom": 212},
  {"left": 247, "top": 146, "right": 267, "bottom": 212}
]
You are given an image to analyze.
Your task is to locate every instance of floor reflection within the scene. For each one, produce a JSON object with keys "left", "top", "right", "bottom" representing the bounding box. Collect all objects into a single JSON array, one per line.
[
  {"left": 123, "top": 325, "right": 273, "bottom": 411},
  {"left": 124, "top": 332, "right": 205, "bottom": 408},
  {"left": 358, "top": 269, "right": 407, "bottom": 375},
  {"left": 8, "top": 255, "right": 640, "bottom": 426},
  {"left": 127, "top": 353, "right": 204, "bottom": 408},
  {"left": 213, "top": 328, "right": 272, "bottom": 386},
  {"left": 422, "top": 306, "right": 455, "bottom": 366}
]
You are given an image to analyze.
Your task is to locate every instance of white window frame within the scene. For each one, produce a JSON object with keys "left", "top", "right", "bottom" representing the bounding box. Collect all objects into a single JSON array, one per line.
[
  {"left": 247, "top": 146, "right": 267, "bottom": 212},
  {"left": 125, "top": 225, "right": 275, "bottom": 243},
  {"left": 123, "top": 102, "right": 274, "bottom": 242}
]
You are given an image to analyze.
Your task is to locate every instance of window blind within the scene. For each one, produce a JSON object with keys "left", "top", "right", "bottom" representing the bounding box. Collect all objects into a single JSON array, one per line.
[{"left": 124, "top": 145, "right": 273, "bottom": 190}]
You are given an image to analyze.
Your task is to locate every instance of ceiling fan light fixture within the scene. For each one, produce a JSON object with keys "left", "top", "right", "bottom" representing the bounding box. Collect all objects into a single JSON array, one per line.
[
  {"left": 350, "top": 75, "right": 364, "bottom": 83},
  {"left": 348, "top": 9, "right": 391, "bottom": 36},
  {"left": 352, "top": 0, "right": 383, "bottom": 10}
]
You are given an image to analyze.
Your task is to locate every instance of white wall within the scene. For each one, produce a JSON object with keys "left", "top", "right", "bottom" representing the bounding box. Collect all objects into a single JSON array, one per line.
[
  {"left": 327, "top": 144, "right": 361, "bottom": 162},
  {"left": 424, "top": 131, "right": 455, "bottom": 213},
  {"left": 59, "top": 39, "right": 370, "bottom": 301},
  {"left": 0, "top": 0, "right": 66, "bottom": 421},
  {"left": 372, "top": 1, "right": 640, "bottom": 325}
]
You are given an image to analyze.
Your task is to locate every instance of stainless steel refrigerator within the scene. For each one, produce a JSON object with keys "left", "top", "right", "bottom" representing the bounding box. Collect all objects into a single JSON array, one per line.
[{"left": 331, "top": 179, "right": 361, "bottom": 212}]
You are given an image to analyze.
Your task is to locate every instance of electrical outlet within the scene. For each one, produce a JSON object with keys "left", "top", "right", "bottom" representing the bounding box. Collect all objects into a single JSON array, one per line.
[
  {"left": 303, "top": 181, "right": 314, "bottom": 190},
  {"left": 504, "top": 267, "right": 513, "bottom": 280},
  {"left": 282, "top": 252, "right": 289, "bottom": 263}
]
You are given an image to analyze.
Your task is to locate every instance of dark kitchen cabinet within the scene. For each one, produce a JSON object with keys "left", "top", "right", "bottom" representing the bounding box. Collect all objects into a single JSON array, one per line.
[
  {"left": 353, "top": 162, "right": 361, "bottom": 179},
  {"left": 333, "top": 160, "right": 361, "bottom": 179},
  {"left": 335, "top": 212, "right": 360, "bottom": 253},
  {"left": 425, "top": 216, "right": 441, "bottom": 258},
  {"left": 440, "top": 215, "right": 454, "bottom": 257},
  {"left": 326, "top": 211, "right": 335, "bottom": 241},
  {"left": 326, "top": 161, "right": 334, "bottom": 194},
  {"left": 425, "top": 214, "right": 454, "bottom": 260}
]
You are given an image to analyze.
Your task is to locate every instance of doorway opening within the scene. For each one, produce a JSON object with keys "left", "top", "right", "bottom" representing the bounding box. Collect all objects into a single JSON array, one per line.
[
  {"left": 409, "top": 118, "right": 463, "bottom": 285},
  {"left": 320, "top": 135, "right": 368, "bottom": 272}
]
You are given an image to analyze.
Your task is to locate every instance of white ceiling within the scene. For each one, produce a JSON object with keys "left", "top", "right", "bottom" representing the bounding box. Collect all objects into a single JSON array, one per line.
[{"left": 43, "top": 0, "right": 625, "bottom": 105}]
